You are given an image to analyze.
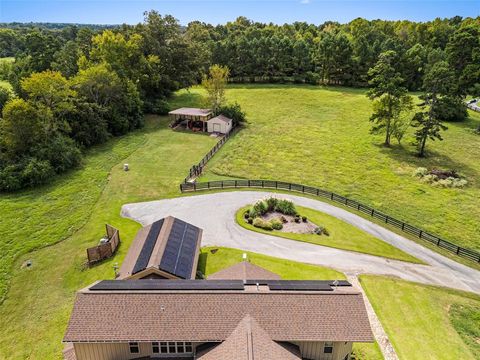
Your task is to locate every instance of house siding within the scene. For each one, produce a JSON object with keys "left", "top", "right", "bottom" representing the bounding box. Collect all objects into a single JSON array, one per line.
[
  {"left": 73, "top": 342, "right": 199, "bottom": 360},
  {"left": 293, "top": 341, "right": 353, "bottom": 360}
]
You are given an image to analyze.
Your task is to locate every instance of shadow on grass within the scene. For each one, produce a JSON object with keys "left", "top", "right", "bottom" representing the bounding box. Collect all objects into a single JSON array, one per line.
[
  {"left": 197, "top": 251, "right": 208, "bottom": 277},
  {"left": 375, "top": 142, "right": 479, "bottom": 181}
]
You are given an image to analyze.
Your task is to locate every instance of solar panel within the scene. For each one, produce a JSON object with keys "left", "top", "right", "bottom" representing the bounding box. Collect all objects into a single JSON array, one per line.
[
  {"left": 132, "top": 219, "right": 164, "bottom": 275},
  {"left": 90, "top": 280, "right": 245, "bottom": 291},
  {"left": 243, "top": 280, "right": 351, "bottom": 291},
  {"left": 159, "top": 218, "right": 200, "bottom": 279}
]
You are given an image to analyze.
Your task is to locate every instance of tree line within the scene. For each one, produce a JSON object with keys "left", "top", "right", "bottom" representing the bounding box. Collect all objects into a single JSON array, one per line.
[
  {"left": 0, "top": 11, "right": 203, "bottom": 191},
  {"left": 0, "top": 14, "right": 479, "bottom": 190}
]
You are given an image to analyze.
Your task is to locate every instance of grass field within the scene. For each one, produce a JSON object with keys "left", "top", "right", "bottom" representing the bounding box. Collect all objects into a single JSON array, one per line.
[
  {"left": 0, "top": 83, "right": 478, "bottom": 359},
  {"left": 236, "top": 205, "right": 422, "bottom": 263},
  {"left": 178, "top": 84, "right": 480, "bottom": 253},
  {"left": 360, "top": 275, "right": 480, "bottom": 360},
  {"left": 200, "top": 247, "right": 382, "bottom": 360},
  {"left": 0, "top": 116, "right": 217, "bottom": 359}
]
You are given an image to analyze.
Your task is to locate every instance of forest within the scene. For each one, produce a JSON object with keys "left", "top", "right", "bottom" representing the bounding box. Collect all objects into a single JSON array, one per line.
[{"left": 0, "top": 12, "right": 479, "bottom": 191}]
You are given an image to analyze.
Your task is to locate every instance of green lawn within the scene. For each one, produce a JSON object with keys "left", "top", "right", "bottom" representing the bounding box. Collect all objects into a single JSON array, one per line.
[
  {"left": 236, "top": 205, "right": 422, "bottom": 263},
  {"left": 199, "top": 246, "right": 345, "bottom": 279},
  {"left": 180, "top": 84, "right": 480, "bottom": 253},
  {"left": 0, "top": 116, "right": 217, "bottom": 359},
  {"left": 200, "top": 247, "right": 382, "bottom": 360},
  {"left": 360, "top": 275, "right": 480, "bottom": 360}
]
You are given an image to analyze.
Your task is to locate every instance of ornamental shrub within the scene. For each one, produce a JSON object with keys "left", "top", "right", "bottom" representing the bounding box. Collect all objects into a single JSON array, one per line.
[
  {"left": 270, "top": 218, "right": 283, "bottom": 230},
  {"left": 253, "top": 217, "right": 273, "bottom": 230},
  {"left": 275, "top": 199, "right": 297, "bottom": 215}
]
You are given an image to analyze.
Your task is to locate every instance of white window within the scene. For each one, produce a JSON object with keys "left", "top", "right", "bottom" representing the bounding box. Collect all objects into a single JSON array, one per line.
[
  {"left": 152, "top": 342, "right": 159, "bottom": 353},
  {"left": 324, "top": 342, "right": 333, "bottom": 354},
  {"left": 157, "top": 342, "right": 193, "bottom": 354},
  {"left": 129, "top": 342, "right": 139, "bottom": 354}
]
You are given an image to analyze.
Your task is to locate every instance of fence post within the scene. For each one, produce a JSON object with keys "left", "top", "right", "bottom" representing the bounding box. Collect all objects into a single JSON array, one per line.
[
  {"left": 289, "top": 183, "right": 291, "bottom": 190},
  {"left": 194, "top": 182, "right": 196, "bottom": 191},
  {"left": 248, "top": 180, "right": 250, "bottom": 187},
  {"left": 208, "top": 182, "right": 210, "bottom": 189},
  {"left": 385, "top": 216, "right": 388, "bottom": 223},
  {"left": 316, "top": 189, "right": 319, "bottom": 196},
  {"left": 302, "top": 185, "right": 305, "bottom": 193},
  {"left": 276, "top": 181, "right": 278, "bottom": 189},
  {"left": 371, "top": 209, "right": 374, "bottom": 216},
  {"left": 456, "top": 246, "right": 460, "bottom": 255},
  {"left": 330, "top": 193, "right": 334, "bottom": 200},
  {"left": 401, "top": 223, "right": 405, "bottom": 230},
  {"left": 262, "top": 180, "right": 264, "bottom": 188},
  {"left": 235, "top": 180, "right": 237, "bottom": 188},
  {"left": 419, "top": 230, "right": 423, "bottom": 238}
]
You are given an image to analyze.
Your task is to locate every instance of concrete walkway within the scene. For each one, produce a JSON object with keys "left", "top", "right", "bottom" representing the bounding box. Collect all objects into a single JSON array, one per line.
[{"left": 121, "top": 191, "right": 480, "bottom": 294}]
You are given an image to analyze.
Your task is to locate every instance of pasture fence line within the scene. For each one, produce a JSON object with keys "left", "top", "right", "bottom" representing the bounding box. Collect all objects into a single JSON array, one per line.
[
  {"left": 179, "top": 179, "right": 480, "bottom": 263},
  {"left": 183, "top": 127, "right": 236, "bottom": 184}
]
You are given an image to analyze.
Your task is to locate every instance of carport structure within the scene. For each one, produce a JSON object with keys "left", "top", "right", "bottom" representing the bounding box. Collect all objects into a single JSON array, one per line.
[{"left": 169, "top": 107, "right": 213, "bottom": 132}]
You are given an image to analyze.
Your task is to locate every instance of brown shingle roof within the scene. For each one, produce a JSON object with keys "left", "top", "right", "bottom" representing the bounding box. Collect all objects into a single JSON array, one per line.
[
  {"left": 197, "top": 315, "right": 301, "bottom": 360},
  {"left": 63, "top": 290, "right": 373, "bottom": 343},
  {"left": 208, "top": 261, "right": 281, "bottom": 280}
]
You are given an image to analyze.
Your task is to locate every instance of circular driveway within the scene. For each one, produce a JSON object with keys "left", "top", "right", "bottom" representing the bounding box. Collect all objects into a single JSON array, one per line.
[{"left": 121, "top": 191, "right": 480, "bottom": 294}]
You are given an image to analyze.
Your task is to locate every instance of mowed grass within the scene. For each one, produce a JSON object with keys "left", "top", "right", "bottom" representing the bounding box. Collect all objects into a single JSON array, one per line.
[
  {"left": 199, "top": 247, "right": 382, "bottom": 360},
  {"left": 360, "top": 275, "right": 480, "bottom": 360},
  {"left": 199, "top": 246, "right": 346, "bottom": 279},
  {"left": 0, "top": 116, "right": 217, "bottom": 359},
  {"left": 236, "top": 205, "right": 422, "bottom": 263},
  {"left": 176, "top": 84, "right": 480, "bottom": 252}
]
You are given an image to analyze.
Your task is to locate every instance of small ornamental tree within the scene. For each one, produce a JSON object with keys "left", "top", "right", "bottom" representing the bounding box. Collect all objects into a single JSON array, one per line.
[{"left": 202, "top": 64, "right": 229, "bottom": 114}]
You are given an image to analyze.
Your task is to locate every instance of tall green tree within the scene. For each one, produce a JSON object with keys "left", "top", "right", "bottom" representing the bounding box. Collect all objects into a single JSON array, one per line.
[
  {"left": 202, "top": 64, "right": 230, "bottom": 113},
  {"left": 412, "top": 61, "right": 453, "bottom": 156},
  {"left": 367, "top": 50, "right": 409, "bottom": 146}
]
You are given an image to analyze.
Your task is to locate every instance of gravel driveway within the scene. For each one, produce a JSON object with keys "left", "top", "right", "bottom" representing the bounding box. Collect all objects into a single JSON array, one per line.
[{"left": 121, "top": 191, "right": 480, "bottom": 294}]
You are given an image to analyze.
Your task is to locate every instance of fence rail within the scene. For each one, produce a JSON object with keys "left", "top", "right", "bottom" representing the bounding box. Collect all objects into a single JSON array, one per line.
[
  {"left": 183, "top": 128, "right": 235, "bottom": 184},
  {"left": 180, "top": 180, "right": 480, "bottom": 263}
]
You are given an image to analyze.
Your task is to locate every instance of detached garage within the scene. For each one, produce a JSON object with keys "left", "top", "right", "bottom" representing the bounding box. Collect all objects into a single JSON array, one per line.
[{"left": 207, "top": 115, "right": 233, "bottom": 134}]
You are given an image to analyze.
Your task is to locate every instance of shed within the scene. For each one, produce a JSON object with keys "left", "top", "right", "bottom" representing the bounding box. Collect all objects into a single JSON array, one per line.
[{"left": 207, "top": 115, "right": 233, "bottom": 134}]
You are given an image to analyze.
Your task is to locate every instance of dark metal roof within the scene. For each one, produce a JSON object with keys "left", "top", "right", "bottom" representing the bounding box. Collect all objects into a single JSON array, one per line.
[
  {"left": 119, "top": 216, "right": 202, "bottom": 280},
  {"left": 90, "top": 279, "right": 352, "bottom": 292}
]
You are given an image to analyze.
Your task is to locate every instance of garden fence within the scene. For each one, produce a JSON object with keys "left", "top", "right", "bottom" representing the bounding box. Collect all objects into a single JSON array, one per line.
[{"left": 179, "top": 179, "right": 480, "bottom": 263}]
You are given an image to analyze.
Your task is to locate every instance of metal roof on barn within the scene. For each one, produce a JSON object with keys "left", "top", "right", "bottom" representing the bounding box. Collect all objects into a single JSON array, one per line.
[{"left": 118, "top": 216, "right": 202, "bottom": 280}]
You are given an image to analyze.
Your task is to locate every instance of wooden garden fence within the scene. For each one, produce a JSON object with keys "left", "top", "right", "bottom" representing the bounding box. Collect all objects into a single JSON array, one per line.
[
  {"left": 179, "top": 179, "right": 480, "bottom": 263},
  {"left": 86, "top": 224, "right": 120, "bottom": 264}
]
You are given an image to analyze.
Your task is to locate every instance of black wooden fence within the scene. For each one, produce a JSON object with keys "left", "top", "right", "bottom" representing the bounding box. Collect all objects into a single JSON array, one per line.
[
  {"left": 180, "top": 179, "right": 480, "bottom": 263},
  {"left": 183, "top": 128, "right": 235, "bottom": 183}
]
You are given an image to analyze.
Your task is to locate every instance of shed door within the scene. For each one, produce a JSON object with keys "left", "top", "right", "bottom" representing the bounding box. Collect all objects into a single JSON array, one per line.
[{"left": 213, "top": 123, "right": 221, "bottom": 132}]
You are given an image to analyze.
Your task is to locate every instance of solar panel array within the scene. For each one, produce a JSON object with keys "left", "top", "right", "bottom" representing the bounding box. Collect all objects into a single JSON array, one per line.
[
  {"left": 131, "top": 219, "right": 164, "bottom": 275},
  {"left": 244, "top": 280, "right": 351, "bottom": 289},
  {"left": 90, "top": 280, "right": 352, "bottom": 292},
  {"left": 159, "top": 218, "right": 200, "bottom": 279},
  {"left": 91, "top": 280, "right": 245, "bottom": 291}
]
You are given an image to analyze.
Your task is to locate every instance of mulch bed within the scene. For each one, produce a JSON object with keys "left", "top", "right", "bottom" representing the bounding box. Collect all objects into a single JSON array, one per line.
[{"left": 261, "top": 211, "right": 317, "bottom": 234}]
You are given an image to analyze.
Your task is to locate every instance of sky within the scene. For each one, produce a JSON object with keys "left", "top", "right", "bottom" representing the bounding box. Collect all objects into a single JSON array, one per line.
[{"left": 0, "top": 0, "right": 478, "bottom": 25}]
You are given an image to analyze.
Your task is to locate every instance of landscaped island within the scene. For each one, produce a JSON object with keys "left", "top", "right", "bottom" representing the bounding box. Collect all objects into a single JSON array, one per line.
[{"left": 237, "top": 197, "right": 422, "bottom": 263}]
